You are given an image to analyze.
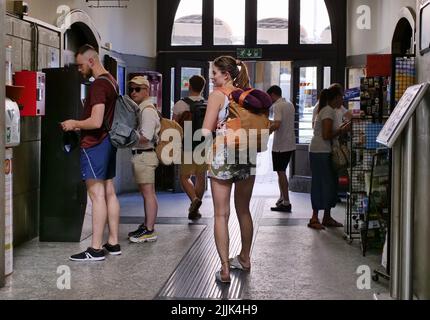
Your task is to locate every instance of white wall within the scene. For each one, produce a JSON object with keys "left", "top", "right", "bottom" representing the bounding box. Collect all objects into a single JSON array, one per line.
[
  {"left": 348, "top": 0, "right": 416, "bottom": 56},
  {"left": 0, "top": 0, "right": 7, "bottom": 288},
  {"left": 15, "top": 0, "right": 156, "bottom": 57}
]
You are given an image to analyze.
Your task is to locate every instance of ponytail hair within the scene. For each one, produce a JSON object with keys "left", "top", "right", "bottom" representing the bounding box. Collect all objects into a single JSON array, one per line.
[
  {"left": 235, "top": 60, "right": 251, "bottom": 89},
  {"left": 318, "top": 89, "right": 330, "bottom": 113},
  {"left": 318, "top": 86, "right": 342, "bottom": 113},
  {"left": 213, "top": 56, "right": 250, "bottom": 90}
]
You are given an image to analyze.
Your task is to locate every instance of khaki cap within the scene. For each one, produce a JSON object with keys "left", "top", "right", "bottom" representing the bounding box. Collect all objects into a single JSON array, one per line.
[{"left": 129, "top": 76, "right": 150, "bottom": 88}]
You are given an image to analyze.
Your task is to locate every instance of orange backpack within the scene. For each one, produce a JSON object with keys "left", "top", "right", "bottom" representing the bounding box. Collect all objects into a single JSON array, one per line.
[{"left": 217, "top": 88, "right": 271, "bottom": 153}]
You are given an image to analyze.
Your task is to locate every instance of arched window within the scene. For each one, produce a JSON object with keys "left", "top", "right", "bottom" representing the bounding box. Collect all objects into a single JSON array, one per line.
[
  {"left": 300, "top": 0, "right": 332, "bottom": 44},
  {"left": 159, "top": 0, "right": 345, "bottom": 127},
  {"left": 171, "top": 0, "right": 203, "bottom": 46},
  {"left": 213, "top": 0, "right": 246, "bottom": 45},
  {"left": 257, "top": 0, "right": 289, "bottom": 45},
  {"left": 170, "top": 0, "right": 333, "bottom": 46}
]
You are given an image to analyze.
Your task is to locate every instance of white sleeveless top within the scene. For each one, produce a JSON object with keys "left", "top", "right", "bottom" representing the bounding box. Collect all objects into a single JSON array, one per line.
[{"left": 217, "top": 96, "right": 230, "bottom": 127}]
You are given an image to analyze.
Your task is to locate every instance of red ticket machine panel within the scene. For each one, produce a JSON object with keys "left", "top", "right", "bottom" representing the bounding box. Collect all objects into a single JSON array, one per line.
[{"left": 15, "top": 71, "right": 46, "bottom": 116}]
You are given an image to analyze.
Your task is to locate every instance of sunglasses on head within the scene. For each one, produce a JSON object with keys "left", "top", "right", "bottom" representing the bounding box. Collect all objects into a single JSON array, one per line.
[{"left": 129, "top": 87, "right": 146, "bottom": 93}]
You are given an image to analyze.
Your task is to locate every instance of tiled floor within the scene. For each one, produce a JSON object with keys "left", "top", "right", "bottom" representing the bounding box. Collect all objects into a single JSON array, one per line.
[
  {"left": 0, "top": 146, "right": 390, "bottom": 300},
  {"left": 0, "top": 224, "right": 205, "bottom": 300}
]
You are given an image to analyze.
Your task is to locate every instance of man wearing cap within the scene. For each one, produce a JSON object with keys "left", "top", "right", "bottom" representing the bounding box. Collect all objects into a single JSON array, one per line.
[
  {"left": 61, "top": 44, "right": 121, "bottom": 261},
  {"left": 127, "top": 76, "right": 161, "bottom": 244}
]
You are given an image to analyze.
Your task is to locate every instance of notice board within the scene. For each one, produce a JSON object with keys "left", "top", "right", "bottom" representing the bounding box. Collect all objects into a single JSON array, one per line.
[{"left": 377, "top": 82, "right": 429, "bottom": 148}]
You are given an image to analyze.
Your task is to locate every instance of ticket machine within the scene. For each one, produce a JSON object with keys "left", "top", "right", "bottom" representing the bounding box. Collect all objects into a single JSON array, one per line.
[{"left": 14, "top": 71, "right": 46, "bottom": 117}]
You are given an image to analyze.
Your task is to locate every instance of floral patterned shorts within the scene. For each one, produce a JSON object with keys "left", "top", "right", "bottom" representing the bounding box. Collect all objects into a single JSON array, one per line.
[{"left": 208, "top": 147, "right": 257, "bottom": 182}]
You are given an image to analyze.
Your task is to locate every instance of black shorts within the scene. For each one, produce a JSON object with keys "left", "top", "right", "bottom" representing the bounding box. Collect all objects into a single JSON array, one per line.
[{"left": 272, "top": 151, "right": 294, "bottom": 172}]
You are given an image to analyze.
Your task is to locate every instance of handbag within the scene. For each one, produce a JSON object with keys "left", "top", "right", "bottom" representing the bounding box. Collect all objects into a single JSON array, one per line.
[{"left": 332, "top": 142, "right": 350, "bottom": 171}]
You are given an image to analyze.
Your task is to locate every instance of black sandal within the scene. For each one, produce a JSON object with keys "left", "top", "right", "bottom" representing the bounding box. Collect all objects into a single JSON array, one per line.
[{"left": 322, "top": 217, "right": 343, "bottom": 228}]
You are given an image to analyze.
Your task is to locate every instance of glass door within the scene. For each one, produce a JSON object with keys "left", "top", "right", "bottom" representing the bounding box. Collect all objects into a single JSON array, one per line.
[
  {"left": 171, "top": 60, "right": 209, "bottom": 117},
  {"left": 297, "top": 66, "right": 318, "bottom": 144},
  {"left": 290, "top": 61, "right": 332, "bottom": 188},
  {"left": 293, "top": 62, "right": 320, "bottom": 145},
  {"left": 292, "top": 61, "right": 333, "bottom": 144}
]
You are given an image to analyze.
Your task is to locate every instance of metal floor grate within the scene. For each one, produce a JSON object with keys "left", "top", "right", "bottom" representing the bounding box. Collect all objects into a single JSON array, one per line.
[{"left": 156, "top": 198, "right": 265, "bottom": 300}]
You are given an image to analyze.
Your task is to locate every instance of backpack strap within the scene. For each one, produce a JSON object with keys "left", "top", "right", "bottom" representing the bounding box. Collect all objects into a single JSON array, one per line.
[
  {"left": 141, "top": 104, "right": 162, "bottom": 145},
  {"left": 96, "top": 75, "right": 120, "bottom": 132},
  {"left": 140, "top": 103, "right": 160, "bottom": 118},
  {"left": 238, "top": 89, "right": 255, "bottom": 106},
  {"left": 97, "top": 75, "right": 119, "bottom": 96},
  {"left": 182, "top": 97, "right": 205, "bottom": 113},
  {"left": 182, "top": 97, "right": 195, "bottom": 106},
  {"left": 216, "top": 88, "right": 233, "bottom": 100}
]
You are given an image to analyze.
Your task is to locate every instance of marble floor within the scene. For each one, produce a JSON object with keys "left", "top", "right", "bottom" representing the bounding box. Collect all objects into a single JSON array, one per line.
[{"left": 0, "top": 140, "right": 390, "bottom": 300}]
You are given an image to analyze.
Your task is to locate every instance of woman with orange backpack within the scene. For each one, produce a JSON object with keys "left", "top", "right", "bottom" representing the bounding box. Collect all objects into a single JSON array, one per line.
[{"left": 202, "top": 56, "right": 271, "bottom": 284}]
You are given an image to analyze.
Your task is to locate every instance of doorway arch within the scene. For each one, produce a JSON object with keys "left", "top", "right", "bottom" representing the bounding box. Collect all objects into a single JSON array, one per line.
[
  {"left": 57, "top": 9, "right": 101, "bottom": 65},
  {"left": 392, "top": 7, "right": 415, "bottom": 55}
]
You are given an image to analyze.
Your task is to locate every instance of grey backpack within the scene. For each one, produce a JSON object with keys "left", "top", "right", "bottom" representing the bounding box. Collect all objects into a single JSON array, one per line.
[{"left": 99, "top": 76, "right": 140, "bottom": 149}]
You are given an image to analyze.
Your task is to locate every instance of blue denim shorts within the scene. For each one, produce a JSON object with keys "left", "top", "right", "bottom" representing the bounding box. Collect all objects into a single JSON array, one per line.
[{"left": 80, "top": 136, "right": 117, "bottom": 181}]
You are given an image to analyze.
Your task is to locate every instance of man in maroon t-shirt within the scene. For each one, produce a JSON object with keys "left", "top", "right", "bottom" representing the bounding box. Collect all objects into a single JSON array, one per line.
[{"left": 61, "top": 44, "right": 121, "bottom": 262}]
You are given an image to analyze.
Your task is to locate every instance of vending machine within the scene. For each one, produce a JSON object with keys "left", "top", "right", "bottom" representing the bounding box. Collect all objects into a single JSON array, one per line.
[{"left": 39, "top": 66, "right": 88, "bottom": 242}]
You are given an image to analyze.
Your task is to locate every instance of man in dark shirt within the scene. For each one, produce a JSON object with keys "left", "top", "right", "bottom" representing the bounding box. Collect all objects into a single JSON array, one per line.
[{"left": 61, "top": 44, "right": 121, "bottom": 261}]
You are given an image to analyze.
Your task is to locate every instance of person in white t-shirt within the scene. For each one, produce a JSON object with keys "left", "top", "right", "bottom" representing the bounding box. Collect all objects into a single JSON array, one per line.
[
  {"left": 267, "top": 85, "right": 297, "bottom": 213},
  {"left": 313, "top": 84, "right": 352, "bottom": 130},
  {"left": 308, "top": 86, "right": 350, "bottom": 230},
  {"left": 172, "top": 75, "right": 208, "bottom": 221}
]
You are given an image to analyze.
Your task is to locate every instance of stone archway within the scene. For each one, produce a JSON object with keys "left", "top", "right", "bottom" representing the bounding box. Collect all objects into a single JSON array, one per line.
[
  {"left": 57, "top": 9, "right": 101, "bottom": 65},
  {"left": 392, "top": 7, "right": 416, "bottom": 55}
]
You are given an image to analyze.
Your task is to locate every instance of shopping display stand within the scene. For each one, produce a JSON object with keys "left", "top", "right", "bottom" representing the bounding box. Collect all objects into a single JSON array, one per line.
[
  {"left": 361, "top": 149, "right": 390, "bottom": 255},
  {"left": 367, "top": 55, "right": 416, "bottom": 284},
  {"left": 344, "top": 116, "right": 367, "bottom": 244},
  {"left": 390, "top": 55, "right": 416, "bottom": 108},
  {"left": 361, "top": 149, "right": 391, "bottom": 282},
  {"left": 344, "top": 116, "right": 387, "bottom": 245},
  {"left": 377, "top": 82, "right": 430, "bottom": 299}
]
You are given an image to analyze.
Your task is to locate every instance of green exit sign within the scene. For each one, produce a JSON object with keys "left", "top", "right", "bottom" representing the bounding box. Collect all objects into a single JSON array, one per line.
[{"left": 237, "top": 48, "right": 263, "bottom": 59}]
